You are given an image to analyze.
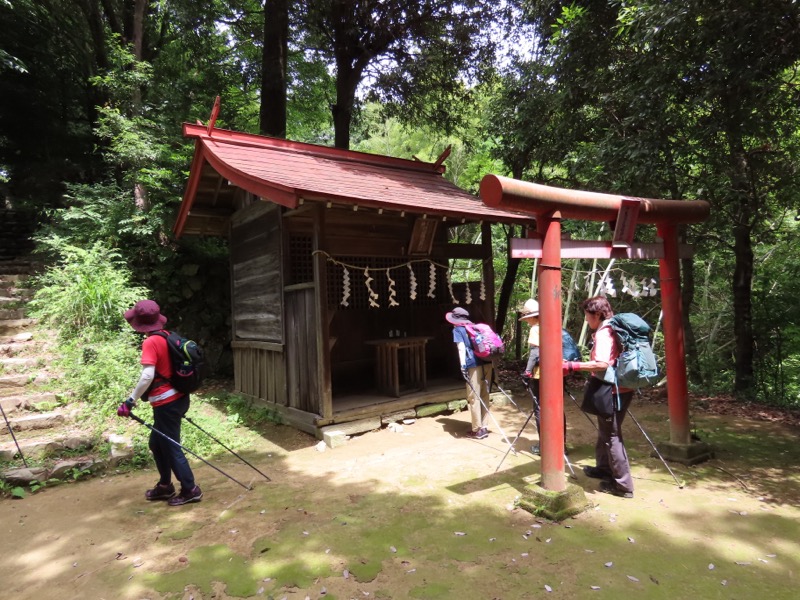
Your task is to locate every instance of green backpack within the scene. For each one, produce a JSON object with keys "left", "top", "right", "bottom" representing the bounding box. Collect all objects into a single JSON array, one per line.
[{"left": 604, "top": 313, "right": 659, "bottom": 389}]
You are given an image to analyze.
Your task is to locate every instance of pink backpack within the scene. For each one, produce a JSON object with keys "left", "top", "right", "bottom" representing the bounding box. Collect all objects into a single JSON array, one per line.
[{"left": 464, "top": 323, "right": 505, "bottom": 359}]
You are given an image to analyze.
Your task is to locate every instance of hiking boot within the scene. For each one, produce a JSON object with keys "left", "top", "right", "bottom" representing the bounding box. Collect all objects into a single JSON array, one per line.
[
  {"left": 167, "top": 485, "right": 203, "bottom": 506},
  {"left": 582, "top": 465, "right": 613, "bottom": 480},
  {"left": 599, "top": 480, "right": 633, "bottom": 499},
  {"left": 145, "top": 482, "right": 176, "bottom": 501},
  {"left": 465, "top": 427, "right": 489, "bottom": 440}
]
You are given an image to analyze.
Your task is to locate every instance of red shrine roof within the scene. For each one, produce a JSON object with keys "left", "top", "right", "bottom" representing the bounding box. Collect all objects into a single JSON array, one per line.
[{"left": 174, "top": 123, "right": 534, "bottom": 237}]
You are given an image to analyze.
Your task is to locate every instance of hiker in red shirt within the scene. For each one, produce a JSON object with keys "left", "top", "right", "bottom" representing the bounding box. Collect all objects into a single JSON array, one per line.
[{"left": 117, "top": 300, "right": 203, "bottom": 506}]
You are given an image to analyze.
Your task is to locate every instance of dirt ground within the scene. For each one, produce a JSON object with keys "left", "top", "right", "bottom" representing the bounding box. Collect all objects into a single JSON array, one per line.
[{"left": 2, "top": 381, "right": 800, "bottom": 600}]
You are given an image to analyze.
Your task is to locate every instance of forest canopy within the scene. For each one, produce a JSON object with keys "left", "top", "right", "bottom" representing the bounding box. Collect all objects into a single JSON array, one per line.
[{"left": 2, "top": 0, "right": 800, "bottom": 406}]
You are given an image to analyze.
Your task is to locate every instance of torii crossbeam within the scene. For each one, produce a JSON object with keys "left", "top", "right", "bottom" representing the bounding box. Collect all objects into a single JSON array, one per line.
[{"left": 480, "top": 174, "right": 713, "bottom": 492}]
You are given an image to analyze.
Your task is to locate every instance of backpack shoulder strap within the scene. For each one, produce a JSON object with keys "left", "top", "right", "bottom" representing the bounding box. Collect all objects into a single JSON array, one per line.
[{"left": 148, "top": 330, "right": 177, "bottom": 381}]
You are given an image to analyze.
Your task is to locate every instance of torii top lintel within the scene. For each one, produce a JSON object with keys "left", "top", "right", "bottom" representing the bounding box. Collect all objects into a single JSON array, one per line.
[{"left": 480, "top": 174, "right": 710, "bottom": 224}]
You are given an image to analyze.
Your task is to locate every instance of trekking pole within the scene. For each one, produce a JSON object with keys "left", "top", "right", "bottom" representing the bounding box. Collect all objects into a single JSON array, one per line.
[
  {"left": 128, "top": 413, "right": 253, "bottom": 491},
  {"left": 0, "top": 402, "right": 28, "bottom": 467},
  {"left": 525, "top": 385, "right": 576, "bottom": 478},
  {"left": 508, "top": 379, "right": 576, "bottom": 482},
  {"left": 495, "top": 385, "right": 576, "bottom": 477},
  {"left": 483, "top": 375, "right": 528, "bottom": 417},
  {"left": 495, "top": 402, "right": 536, "bottom": 472},
  {"left": 565, "top": 387, "right": 598, "bottom": 430},
  {"left": 626, "top": 409, "right": 684, "bottom": 488},
  {"left": 462, "top": 373, "right": 516, "bottom": 455},
  {"left": 184, "top": 416, "right": 271, "bottom": 481}
]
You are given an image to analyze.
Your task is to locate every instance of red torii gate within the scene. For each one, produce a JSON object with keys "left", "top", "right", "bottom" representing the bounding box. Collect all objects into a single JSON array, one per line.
[{"left": 480, "top": 174, "right": 712, "bottom": 492}]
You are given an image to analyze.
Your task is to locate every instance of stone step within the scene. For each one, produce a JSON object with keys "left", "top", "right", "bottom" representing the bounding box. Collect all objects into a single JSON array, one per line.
[
  {"left": 0, "top": 392, "right": 59, "bottom": 415},
  {"left": 0, "top": 356, "right": 39, "bottom": 371},
  {"left": 0, "top": 288, "right": 33, "bottom": 299},
  {"left": 0, "top": 273, "right": 31, "bottom": 284},
  {"left": 0, "top": 341, "right": 28, "bottom": 357},
  {"left": 1, "top": 411, "right": 66, "bottom": 433},
  {"left": 0, "top": 386, "right": 27, "bottom": 399},
  {"left": 2, "top": 458, "right": 106, "bottom": 486},
  {"left": 0, "top": 318, "right": 36, "bottom": 337},
  {"left": 0, "top": 373, "right": 30, "bottom": 388},
  {"left": 0, "top": 431, "right": 95, "bottom": 461},
  {"left": 0, "top": 331, "right": 33, "bottom": 345},
  {"left": 0, "top": 373, "right": 50, "bottom": 398},
  {"left": 0, "top": 263, "right": 38, "bottom": 277},
  {"left": 0, "top": 308, "right": 25, "bottom": 319}
]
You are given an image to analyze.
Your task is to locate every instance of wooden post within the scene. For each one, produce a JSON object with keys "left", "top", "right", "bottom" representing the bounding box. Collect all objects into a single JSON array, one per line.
[
  {"left": 538, "top": 212, "right": 566, "bottom": 491},
  {"left": 657, "top": 223, "right": 691, "bottom": 444},
  {"left": 481, "top": 221, "right": 495, "bottom": 324},
  {"left": 312, "top": 203, "right": 333, "bottom": 418}
]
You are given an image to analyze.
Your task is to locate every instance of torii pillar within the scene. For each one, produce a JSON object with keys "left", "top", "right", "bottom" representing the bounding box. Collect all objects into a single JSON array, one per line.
[{"left": 480, "top": 175, "right": 714, "bottom": 508}]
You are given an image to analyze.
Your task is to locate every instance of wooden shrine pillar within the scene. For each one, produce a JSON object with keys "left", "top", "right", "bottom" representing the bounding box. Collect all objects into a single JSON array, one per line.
[
  {"left": 537, "top": 212, "right": 566, "bottom": 491},
  {"left": 657, "top": 223, "right": 691, "bottom": 444}
]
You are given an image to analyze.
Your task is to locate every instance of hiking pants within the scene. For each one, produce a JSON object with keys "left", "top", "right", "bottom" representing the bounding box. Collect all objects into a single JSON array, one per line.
[
  {"left": 150, "top": 394, "right": 196, "bottom": 491},
  {"left": 465, "top": 363, "right": 492, "bottom": 431},
  {"left": 595, "top": 391, "right": 634, "bottom": 493}
]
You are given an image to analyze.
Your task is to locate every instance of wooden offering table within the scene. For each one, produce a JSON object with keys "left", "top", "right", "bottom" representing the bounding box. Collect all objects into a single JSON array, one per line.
[{"left": 365, "top": 336, "right": 432, "bottom": 397}]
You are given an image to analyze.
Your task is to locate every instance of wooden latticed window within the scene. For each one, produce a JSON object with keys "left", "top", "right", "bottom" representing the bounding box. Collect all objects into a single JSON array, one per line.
[{"left": 288, "top": 234, "right": 314, "bottom": 284}]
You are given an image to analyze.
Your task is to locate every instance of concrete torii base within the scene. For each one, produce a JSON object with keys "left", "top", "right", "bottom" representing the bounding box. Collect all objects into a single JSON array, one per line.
[
  {"left": 656, "top": 440, "right": 715, "bottom": 466},
  {"left": 517, "top": 476, "right": 590, "bottom": 522}
]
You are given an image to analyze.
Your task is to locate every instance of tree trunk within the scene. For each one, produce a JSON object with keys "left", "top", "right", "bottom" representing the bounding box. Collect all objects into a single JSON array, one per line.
[
  {"left": 724, "top": 123, "right": 756, "bottom": 397},
  {"left": 332, "top": 73, "right": 356, "bottom": 149},
  {"left": 260, "top": 0, "right": 288, "bottom": 138},
  {"left": 679, "top": 227, "right": 703, "bottom": 384},
  {"left": 732, "top": 222, "right": 755, "bottom": 395},
  {"left": 124, "top": 0, "right": 148, "bottom": 109},
  {"left": 495, "top": 226, "right": 519, "bottom": 339},
  {"left": 332, "top": 49, "right": 369, "bottom": 150}
]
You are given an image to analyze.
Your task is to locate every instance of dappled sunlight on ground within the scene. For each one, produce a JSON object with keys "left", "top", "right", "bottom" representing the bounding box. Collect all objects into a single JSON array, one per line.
[{"left": 2, "top": 382, "right": 799, "bottom": 598}]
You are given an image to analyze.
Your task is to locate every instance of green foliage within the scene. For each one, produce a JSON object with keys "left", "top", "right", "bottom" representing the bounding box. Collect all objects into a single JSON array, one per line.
[
  {"left": 26, "top": 242, "right": 145, "bottom": 424},
  {"left": 28, "top": 243, "right": 147, "bottom": 340},
  {"left": 487, "top": 0, "right": 800, "bottom": 404},
  {"left": 89, "top": 36, "right": 154, "bottom": 114},
  {"left": 59, "top": 333, "right": 141, "bottom": 421},
  {"left": 221, "top": 391, "right": 284, "bottom": 427},
  {"left": 296, "top": 0, "right": 511, "bottom": 147}
]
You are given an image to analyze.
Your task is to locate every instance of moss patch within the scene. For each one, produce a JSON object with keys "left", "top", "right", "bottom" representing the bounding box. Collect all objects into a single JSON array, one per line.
[{"left": 144, "top": 544, "right": 267, "bottom": 597}]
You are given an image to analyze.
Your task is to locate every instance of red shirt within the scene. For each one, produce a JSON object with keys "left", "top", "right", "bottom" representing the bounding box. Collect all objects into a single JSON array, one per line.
[{"left": 141, "top": 332, "right": 183, "bottom": 407}]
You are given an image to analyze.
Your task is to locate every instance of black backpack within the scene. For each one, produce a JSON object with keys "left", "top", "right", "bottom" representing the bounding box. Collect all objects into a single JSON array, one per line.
[{"left": 152, "top": 331, "right": 205, "bottom": 393}]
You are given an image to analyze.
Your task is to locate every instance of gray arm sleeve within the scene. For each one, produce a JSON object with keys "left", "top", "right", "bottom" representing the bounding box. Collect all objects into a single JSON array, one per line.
[{"left": 525, "top": 346, "right": 540, "bottom": 372}]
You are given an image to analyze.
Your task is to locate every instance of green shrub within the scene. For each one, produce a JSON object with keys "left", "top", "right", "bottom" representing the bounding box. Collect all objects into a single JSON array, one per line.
[
  {"left": 29, "top": 242, "right": 147, "bottom": 340},
  {"left": 27, "top": 242, "right": 148, "bottom": 425}
]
